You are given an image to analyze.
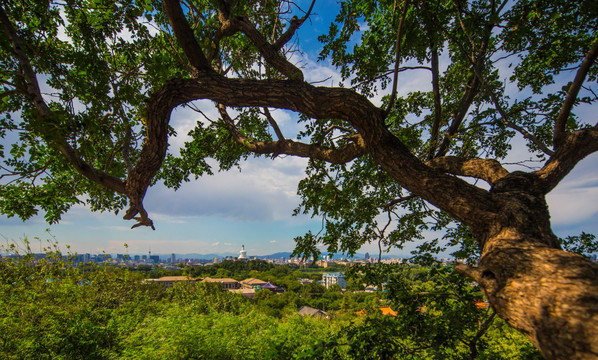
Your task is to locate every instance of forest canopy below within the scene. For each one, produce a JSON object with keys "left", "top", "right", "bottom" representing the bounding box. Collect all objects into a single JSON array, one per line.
[{"left": 0, "top": 241, "right": 541, "bottom": 360}]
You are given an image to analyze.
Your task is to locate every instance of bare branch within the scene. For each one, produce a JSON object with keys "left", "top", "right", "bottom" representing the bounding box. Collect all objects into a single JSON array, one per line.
[
  {"left": 467, "top": 312, "right": 497, "bottom": 358},
  {"left": 503, "top": 117, "right": 555, "bottom": 156},
  {"left": 0, "top": 89, "right": 21, "bottom": 100},
  {"left": 378, "top": 210, "right": 393, "bottom": 262},
  {"left": 0, "top": 6, "right": 49, "bottom": 116},
  {"left": 351, "top": 66, "right": 432, "bottom": 89},
  {"left": 324, "top": 124, "right": 356, "bottom": 135},
  {"left": 554, "top": 38, "right": 598, "bottom": 149},
  {"left": 440, "top": 11, "right": 555, "bottom": 157},
  {"left": 535, "top": 127, "right": 598, "bottom": 193}
]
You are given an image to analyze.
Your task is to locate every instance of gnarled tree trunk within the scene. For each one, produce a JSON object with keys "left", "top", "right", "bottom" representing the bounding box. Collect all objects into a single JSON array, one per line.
[{"left": 457, "top": 183, "right": 598, "bottom": 360}]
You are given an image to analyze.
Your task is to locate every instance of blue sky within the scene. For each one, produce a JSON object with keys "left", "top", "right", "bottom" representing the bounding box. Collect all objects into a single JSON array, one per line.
[{"left": 1, "top": 1, "right": 597, "bottom": 257}]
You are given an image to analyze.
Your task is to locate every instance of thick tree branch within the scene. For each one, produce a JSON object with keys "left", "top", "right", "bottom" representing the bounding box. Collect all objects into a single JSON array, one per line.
[
  {"left": 207, "top": 1, "right": 241, "bottom": 64},
  {"left": 426, "top": 156, "right": 509, "bottom": 185},
  {"left": 535, "top": 128, "right": 598, "bottom": 193},
  {"left": 122, "top": 78, "right": 206, "bottom": 228},
  {"left": 122, "top": 71, "right": 498, "bottom": 230},
  {"left": 232, "top": 16, "right": 304, "bottom": 80},
  {"left": 169, "top": 76, "right": 495, "bottom": 225},
  {"left": 553, "top": 38, "right": 598, "bottom": 149},
  {"left": 162, "top": 0, "right": 211, "bottom": 71},
  {"left": 209, "top": 0, "right": 303, "bottom": 80}
]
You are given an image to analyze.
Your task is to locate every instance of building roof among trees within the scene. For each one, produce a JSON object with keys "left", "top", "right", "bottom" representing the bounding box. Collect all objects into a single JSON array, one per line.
[
  {"left": 202, "top": 277, "right": 239, "bottom": 284},
  {"left": 149, "top": 276, "right": 195, "bottom": 282},
  {"left": 240, "top": 278, "right": 267, "bottom": 286},
  {"left": 298, "top": 306, "right": 327, "bottom": 318}
]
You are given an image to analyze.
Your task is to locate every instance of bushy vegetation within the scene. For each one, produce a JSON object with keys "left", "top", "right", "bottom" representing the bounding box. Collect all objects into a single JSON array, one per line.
[{"left": 0, "top": 241, "right": 539, "bottom": 359}]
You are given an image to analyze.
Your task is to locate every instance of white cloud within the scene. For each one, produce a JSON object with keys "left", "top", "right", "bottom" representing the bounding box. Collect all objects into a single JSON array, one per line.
[
  {"left": 145, "top": 154, "right": 309, "bottom": 223},
  {"left": 288, "top": 51, "right": 344, "bottom": 87},
  {"left": 107, "top": 226, "right": 132, "bottom": 231},
  {"left": 547, "top": 170, "right": 598, "bottom": 226},
  {"left": 150, "top": 213, "right": 187, "bottom": 224}
]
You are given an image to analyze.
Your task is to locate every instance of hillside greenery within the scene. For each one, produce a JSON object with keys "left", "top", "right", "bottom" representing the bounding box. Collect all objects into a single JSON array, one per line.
[{"left": 0, "top": 240, "right": 539, "bottom": 359}]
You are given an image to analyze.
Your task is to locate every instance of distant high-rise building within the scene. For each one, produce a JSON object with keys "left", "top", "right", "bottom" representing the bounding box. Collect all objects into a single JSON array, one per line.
[
  {"left": 213, "top": 257, "right": 219, "bottom": 264},
  {"left": 170, "top": 253, "right": 176, "bottom": 264},
  {"left": 365, "top": 252, "right": 370, "bottom": 260},
  {"left": 134, "top": 255, "right": 140, "bottom": 261},
  {"left": 149, "top": 255, "right": 160, "bottom": 263}
]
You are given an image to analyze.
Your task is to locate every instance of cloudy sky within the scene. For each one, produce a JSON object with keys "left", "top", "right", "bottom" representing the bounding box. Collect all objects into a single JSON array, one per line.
[{"left": 1, "top": 0, "right": 597, "bottom": 257}]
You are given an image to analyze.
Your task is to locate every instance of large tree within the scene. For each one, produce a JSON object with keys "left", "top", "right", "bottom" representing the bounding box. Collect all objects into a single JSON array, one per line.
[{"left": 1, "top": 0, "right": 597, "bottom": 358}]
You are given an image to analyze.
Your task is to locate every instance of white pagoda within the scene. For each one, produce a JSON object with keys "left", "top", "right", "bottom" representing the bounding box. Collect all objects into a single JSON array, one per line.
[{"left": 238, "top": 245, "right": 248, "bottom": 260}]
